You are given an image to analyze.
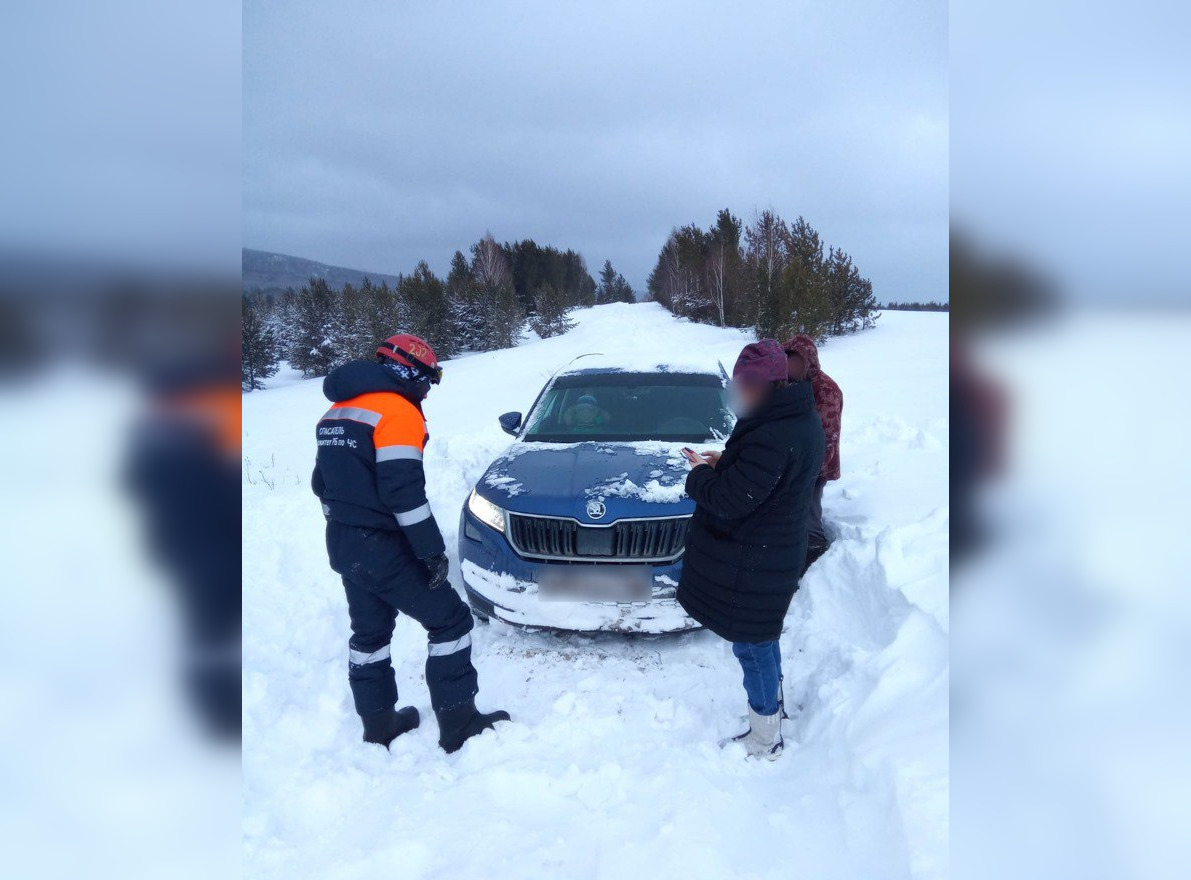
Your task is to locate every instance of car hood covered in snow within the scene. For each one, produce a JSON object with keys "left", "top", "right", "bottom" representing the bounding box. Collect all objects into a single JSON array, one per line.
[{"left": 478, "top": 440, "right": 700, "bottom": 522}]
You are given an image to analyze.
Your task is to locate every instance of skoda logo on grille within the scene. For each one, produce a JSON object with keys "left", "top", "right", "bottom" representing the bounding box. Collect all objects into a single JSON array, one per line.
[{"left": 586, "top": 500, "right": 607, "bottom": 520}]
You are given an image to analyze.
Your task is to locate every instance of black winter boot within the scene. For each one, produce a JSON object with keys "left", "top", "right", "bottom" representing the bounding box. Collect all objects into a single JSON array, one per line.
[
  {"left": 435, "top": 700, "right": 510, "bottom": 753},
  {"left": 362, "top": 706, "right": 420, "bottom": 748}
]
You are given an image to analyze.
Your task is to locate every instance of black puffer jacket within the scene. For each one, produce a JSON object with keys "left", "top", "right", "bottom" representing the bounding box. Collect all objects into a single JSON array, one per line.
[{"left": 677, "top": 381, "right": 825, "bottom": 642}]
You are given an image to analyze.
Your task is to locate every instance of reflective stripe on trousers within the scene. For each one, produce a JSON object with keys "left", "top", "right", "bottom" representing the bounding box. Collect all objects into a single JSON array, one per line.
[
  {"left": 349, "top": 644, "right": 391, "bottom": 666},
  {"left": 428, "top": 633, "right": 471, "bottom": 657}
]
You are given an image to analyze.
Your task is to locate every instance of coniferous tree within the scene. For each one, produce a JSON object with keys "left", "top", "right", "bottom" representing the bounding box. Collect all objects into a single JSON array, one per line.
[
  {"left": 647, "top": 227, "right": 713, "bottom": 320},
  {"left": 503, "top": 239, "right": 543, "bottom": 314},
  {"left": 780, "top": 217, "right": 832, "bottom": 339},
  {"left": 471, "top": 234, "right": 523, "bottom": 349},
  {"left": 333, "top": 282, "right": 367, "bottom": 362},
  {"left": 528, "top": 283, "right": 575, "bottom": 338},
  {"left": 596, "top": 260, "right": 618, "bottom": 304},
  {"left": 777, "top": 257, "right": 833, "bottom": 340},
  {"left": 565, "top": 250, "right": 597, "bottom": 307},
  {"left": 503, "top": 239, "right": 597, "bottom": 312},
  {"left": 824, "top": 247, "right": 879, "bottom": 332},
  {"left": 398, "top": 262, "right": 455, "bottom": 357},
  {"left": 271, "top": 287, "right": 298, "bottom": 353},
  {"left": 649, "top": 207, "right": 877, "bottom": 342},
  {"left": 356, "top": 277, "right": 404, "bottom": 356},
  {"left": 612, "top": 271, "right": 634, "bottom": 303},
  {"left": 646, "top": 239, "right": 671, "bottom": 309},
  {"left": 446, "top": 250, "right": 485, "bottom": 351},
  {"left": 707, "top": 208, "right": 743, "bottom": 326},
  {"left": 288, "top": 277, "right": 339, "bottom": 376},
  {"left": 596, "top": 260, "right": 635, "bottom": 304},
  {"left": 674, "top": 225, "right": 715, "bottom": 320},
  {"left": 647, "top": 234, "right": 681, "bottom": 312},
  {"left": 581, "top": 270, "right": 599, "bottom": 306},
  {"left": 744, "top": 210, "right": 789, "bottom": 335},
  {"left": 241, "top": 297, "right": 279, "bottom": 391}
]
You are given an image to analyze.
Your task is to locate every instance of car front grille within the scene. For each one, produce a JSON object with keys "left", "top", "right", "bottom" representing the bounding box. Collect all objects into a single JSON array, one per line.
[
  {"left": 612, "top": 518, "right": 689, "bottom": 559},
  {"left": 507, "top": 514, "right": 689, "bottom": 562},
  {"left": 509, "top": 514, "right": 578, "bottom": 558}
]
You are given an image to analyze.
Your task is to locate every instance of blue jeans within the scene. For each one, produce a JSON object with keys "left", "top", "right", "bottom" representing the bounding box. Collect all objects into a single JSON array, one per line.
[{"left": 732, "top": 640, "right": 782, "bottom": 716}]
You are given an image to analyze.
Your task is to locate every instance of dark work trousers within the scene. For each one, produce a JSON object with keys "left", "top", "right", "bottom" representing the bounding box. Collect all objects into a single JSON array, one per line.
[
  {"left": 806, "top": 477, "right": 828, "bottom": 549},
  {"left": 802, "top": 477, "right": 829, "bottom": 575},
  {"left": 325, "top": 521, "right": 477, "bottom": 720}
]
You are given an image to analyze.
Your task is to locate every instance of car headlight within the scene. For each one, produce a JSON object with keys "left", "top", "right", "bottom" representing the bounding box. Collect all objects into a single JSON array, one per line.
[{"left": 467, "top": 488, "right": 506, "bottom": 533}]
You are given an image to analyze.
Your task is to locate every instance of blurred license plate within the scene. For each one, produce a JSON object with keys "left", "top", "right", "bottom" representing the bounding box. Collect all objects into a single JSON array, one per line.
[{"left": 538, "top": 566, "right": 652, "bottom": 602}]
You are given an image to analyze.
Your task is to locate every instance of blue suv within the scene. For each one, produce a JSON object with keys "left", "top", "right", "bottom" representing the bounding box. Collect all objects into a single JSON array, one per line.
[{"left": 458, "top": 355, "right": 733, "bottom": 633}]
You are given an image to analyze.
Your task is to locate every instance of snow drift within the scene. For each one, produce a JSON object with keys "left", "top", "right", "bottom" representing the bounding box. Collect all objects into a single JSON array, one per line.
[{"left": 242, "top": 303, "right": 949, "bottom": 880}]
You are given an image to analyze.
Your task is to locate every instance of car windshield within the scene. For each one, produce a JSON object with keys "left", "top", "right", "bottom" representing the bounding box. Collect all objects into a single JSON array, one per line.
[{"left": 522, "top": 372, "right": 733, "bottom": 443}]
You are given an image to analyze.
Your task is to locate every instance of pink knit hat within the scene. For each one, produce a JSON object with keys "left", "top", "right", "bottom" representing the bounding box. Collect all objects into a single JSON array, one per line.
[{"left": 732, "top": 339, "right": 788, "bottom": 386}]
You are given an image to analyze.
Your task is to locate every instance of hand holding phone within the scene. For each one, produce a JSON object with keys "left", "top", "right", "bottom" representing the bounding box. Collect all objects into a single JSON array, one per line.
[{"left": 681, "top": 447, "right": 705, "bottom": 466}]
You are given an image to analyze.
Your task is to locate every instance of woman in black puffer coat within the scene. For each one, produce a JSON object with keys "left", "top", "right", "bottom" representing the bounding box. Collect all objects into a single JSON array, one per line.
[{"left": 677, "top": 339, "right": 825, "bottom": 759}]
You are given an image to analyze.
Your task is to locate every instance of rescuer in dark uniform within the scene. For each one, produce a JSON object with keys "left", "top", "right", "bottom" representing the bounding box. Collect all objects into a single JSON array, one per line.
[{"left": 313, "top": 333, "right": 509, "bottom": 752}]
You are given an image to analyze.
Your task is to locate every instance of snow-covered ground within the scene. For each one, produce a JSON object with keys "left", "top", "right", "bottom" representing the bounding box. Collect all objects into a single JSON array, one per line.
[{"left": 242, "top": 303, "right": 949, "bottom": 880}]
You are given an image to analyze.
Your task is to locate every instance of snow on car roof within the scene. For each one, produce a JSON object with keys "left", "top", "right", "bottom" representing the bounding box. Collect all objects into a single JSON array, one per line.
[{"left": 554, "top": 352, "right": 727, "bottom": 377}]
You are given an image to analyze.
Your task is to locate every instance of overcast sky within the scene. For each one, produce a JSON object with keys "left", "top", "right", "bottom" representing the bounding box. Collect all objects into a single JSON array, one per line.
[{"left": 244, "top": 0, "right": 947, "bottom": 302}]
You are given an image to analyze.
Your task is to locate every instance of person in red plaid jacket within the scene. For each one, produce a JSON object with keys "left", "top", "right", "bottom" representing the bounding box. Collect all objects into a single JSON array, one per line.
[{"left": 783, "top": 334, "right": 842, "bottom": 571}]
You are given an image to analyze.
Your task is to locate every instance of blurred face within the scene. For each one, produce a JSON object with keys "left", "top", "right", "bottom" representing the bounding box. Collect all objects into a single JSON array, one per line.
[
  {"left": 573, "top": 403, "right": 598, "bottom": 426},
  {"left": 730, "top": 380, "right": 768, "bottom": 416},
  {"left": 787, "top": 352, "right": 806, "bottom": 381}
]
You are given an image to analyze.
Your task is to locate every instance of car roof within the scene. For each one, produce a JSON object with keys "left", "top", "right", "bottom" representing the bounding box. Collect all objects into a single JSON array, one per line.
[{"left": 555, "top": 352, "right": 726, "bottom": 378}]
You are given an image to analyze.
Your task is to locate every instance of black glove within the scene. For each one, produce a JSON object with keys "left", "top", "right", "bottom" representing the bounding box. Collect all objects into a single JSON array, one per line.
[{"left": 424, "top": 553, "right": 450, "bottom": 590}]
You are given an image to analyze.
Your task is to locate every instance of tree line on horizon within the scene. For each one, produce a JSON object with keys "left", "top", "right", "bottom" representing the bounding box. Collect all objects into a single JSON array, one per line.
[
  {"left": 242, "top": 234, "right": 635, "bottom": 390},
  {"left": 242, "top": 211, "right": 884, "bottom": 391},
  {"left": 882, "top": 300, "right": 948, "bottom": 312},
  {"left": 646, "top": 208, "right": 879, "bottom": 341}
]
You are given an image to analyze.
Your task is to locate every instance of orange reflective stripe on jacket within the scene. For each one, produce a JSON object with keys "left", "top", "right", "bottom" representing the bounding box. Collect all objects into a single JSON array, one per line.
[{"left": 331, "top": 391, "right": 427, "bottom": 454}]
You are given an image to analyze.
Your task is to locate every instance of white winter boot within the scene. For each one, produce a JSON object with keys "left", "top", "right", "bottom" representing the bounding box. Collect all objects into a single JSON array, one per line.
[{"left": 732, "top": 705, "right": 784, "bottom": 761}]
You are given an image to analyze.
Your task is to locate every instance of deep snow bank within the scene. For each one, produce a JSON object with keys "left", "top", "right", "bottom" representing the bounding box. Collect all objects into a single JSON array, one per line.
[{"left": 242, "top": 304, "right": 948, "bottom": 880}]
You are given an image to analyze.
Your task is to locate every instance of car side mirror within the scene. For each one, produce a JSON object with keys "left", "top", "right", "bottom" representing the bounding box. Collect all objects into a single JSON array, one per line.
[{"left": 498, "top": 411, "right": 522, "bottom": 436}]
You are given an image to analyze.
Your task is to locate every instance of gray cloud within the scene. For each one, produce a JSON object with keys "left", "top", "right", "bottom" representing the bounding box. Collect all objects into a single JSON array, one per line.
[{"left": 244, "top": 0, "right": 947, "bottom": 301}]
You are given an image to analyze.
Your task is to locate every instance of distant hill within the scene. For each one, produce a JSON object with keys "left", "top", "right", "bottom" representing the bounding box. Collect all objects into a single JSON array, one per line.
[{"left": 242, "top": 248, "right": 403, "bottom": 293}]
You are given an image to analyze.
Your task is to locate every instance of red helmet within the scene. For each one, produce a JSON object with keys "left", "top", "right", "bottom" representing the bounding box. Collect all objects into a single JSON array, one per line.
[{"left": 376, "top": 333, "right": 443, "bottom": 384}]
